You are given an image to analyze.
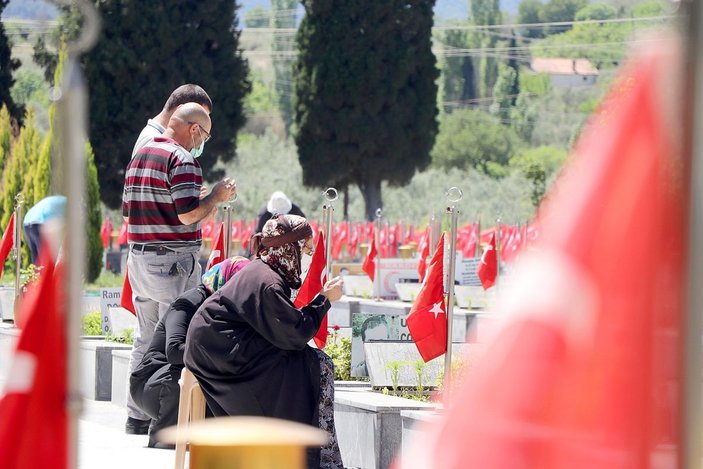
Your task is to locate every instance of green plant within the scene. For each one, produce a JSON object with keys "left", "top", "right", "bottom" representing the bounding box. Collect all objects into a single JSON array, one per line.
[
  {"left": 81, "top": 311, "right": 102, "bottom": 336},
  {"left": 413, "top": 359, "right": 427, "bottom": 398},
  {"left": 105, "top": 327, "right": 134, "bottom": 345},
  {"left": 386, "top": 360, "right": 407, "bottom": 393},
  {"left": 19, "top": 263, "right": 43, "bottom": 293},
  {"left": 326, "top": 326, "right": 353, "bottom": 381}
]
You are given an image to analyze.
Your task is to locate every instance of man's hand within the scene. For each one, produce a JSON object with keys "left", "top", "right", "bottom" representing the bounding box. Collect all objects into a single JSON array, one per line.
[
  {"left": 321, "top": 276, "right": 344, "bottom": 303},
  {"left": 210, "top": 177, "right": 237, "bottom": 203}
]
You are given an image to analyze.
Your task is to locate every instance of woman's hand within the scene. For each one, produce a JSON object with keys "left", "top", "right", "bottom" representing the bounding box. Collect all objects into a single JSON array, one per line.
[{"left": 321, "top": 276, "right": 344, "bottom": 302}]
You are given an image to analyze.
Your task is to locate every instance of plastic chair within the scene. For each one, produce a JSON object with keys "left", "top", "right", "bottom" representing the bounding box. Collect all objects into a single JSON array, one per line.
[{"left": 174, "top": 368, "right": 207, "bottom": 469}]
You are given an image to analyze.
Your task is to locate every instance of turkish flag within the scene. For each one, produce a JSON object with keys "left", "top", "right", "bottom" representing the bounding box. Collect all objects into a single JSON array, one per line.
[
  {"left": 120, "top": 267, "right": 136, "bottom": 316},
  {"left": 399, "top": 39, "right": 685, "bottom": 468},
  {"left": 416, "top": 227, "right": 430, "bottom": 283},
  {"left": 0, "top": 212, "right": 15, "bottom": 279},
  {"left": 206, "top": 222, "right": 225, "bottom": 270},
  {"left": 295, "top": 230, "right": 329, "bottom": 348},
  {"left": 0, "top": 242, "right": 66, "bottom": 469},
  {"left": 477, "top": 233, "right": 497, "bottom": 290},
  {"left": 407, "top": 233, "right": 447, "bottom": 362},
  {"left": 362, "top": 231, "right": 377, "bottom": 281}
]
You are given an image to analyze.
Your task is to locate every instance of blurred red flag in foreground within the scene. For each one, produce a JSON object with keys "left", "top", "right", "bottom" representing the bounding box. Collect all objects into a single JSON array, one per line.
[
  {"left": 400, "top": 39, "right": 685, "bottom": 469},
  {"left": 0, "top": 244, "right": 66, "bottom": 469},
  {"left": 407, "top": 233, "right": 447, "bottom": 362},
  {"left": 295, "top": 230, "right": 329, "bottom": 348}
]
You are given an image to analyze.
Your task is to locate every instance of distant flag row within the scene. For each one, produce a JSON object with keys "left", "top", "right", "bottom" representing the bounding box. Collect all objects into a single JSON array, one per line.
[{"left": 103, "top": 218, "right": 541, "bottom": 263}]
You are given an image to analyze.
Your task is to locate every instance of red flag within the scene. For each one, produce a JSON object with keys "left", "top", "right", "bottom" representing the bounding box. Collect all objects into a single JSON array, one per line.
[
  {"left": 362, "top": 232, "right": 377, "bottom": 281},
  {"left": 477, "top": 233, "right": 497, "bottom": 290},
  {"left": 295, "top": 231, "right": 328, "bottom": 348},
  {"left": 0, "top": 212, "right": 15, "bottom": 280},
  {"left": 120, "top": 267, "right": 136, "bottom": 316},
  {"left": 0, "top": 242, "right": 66, "bottom": 469},
  {"left": 407, "top": 233, "right": 446, "bottom": 362},
  {"left": 416, "top": 227, "right": 430, "bottom": 283},
  {"left": 99, "top": 217, "right": 113, "bottom": 249},
  {"left": 400, "top": 40, "right": 684, "bottom": 469},
  {"left": 206, "top": 222, "right": 225, "bottom": 270}
]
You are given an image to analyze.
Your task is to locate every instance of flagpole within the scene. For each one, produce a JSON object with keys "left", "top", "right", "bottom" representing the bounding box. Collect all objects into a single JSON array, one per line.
[
  {"left": 428, "top": 212, "right": 436, "bottom": 255},
  {"left": 443, "top": 187, "right": 462, "bottom": 399},
  {"left": 222, "top": 204, "right": 236, "bottom": 259},
  {"left": 681, "top": 1, "right": 703, "bottom": 465},
  {"left": 322, "top": 187, "right": 338, "bottom": 276},
  {"left": 52, "top": 2, "right": 101, "bottom": 468},
  {"left": 374, "top": 208, "right": 382, "bottom": 300},
  {"left": 474, "top": 217, "right": 481, "bottom": 258},
  {"left": 13, "top": 193, "right": 24, "bottom": 311}
]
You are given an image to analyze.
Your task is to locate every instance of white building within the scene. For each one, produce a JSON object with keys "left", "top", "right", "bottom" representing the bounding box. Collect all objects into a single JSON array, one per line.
[{"left": 530, "top": 58, "right": 599, "bottom": 88}]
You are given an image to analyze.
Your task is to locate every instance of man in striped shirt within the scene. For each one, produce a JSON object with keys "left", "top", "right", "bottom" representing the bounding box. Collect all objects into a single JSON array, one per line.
[{"left": 122, "top": 102, "right": 236, "bottom": 435}]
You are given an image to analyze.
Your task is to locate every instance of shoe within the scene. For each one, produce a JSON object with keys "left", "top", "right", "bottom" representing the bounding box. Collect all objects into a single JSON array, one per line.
[{"left": 125, "top": 417, "right": 151, "bottom": 435}]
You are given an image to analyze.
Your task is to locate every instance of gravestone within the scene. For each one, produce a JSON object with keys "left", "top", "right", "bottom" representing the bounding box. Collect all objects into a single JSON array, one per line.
[{"left": 363, "top": 341, "right": 482, "bottom": 388}]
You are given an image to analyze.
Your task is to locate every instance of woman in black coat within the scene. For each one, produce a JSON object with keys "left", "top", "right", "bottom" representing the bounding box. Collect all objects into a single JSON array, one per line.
[
  {"left": 184, "top": 214, "right": 344, "bottom": 469},
  {"left": 129, "top": 256, "right": 250, "bottom": 448}
]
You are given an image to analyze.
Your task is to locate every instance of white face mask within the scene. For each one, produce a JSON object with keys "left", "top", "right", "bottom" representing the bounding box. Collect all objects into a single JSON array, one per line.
[{"left": 190, "top": 129, "right": 205, "bottom": 158}]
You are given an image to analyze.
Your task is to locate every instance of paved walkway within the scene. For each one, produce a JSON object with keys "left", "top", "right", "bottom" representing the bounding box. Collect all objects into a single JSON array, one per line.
[{"left": 79, "top": 400, "right": 177, "bottom": 469}]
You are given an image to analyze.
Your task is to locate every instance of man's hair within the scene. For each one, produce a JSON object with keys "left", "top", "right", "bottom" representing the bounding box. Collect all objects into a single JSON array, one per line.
[{"left": 163, "top": 84, "right": 212, "bottom": 113}]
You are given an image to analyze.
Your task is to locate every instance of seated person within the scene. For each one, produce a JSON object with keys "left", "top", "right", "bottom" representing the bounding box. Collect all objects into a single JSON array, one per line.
[
  {"left": 129, "top": 256, "right": 250, "bottom": 448},
  {"left": 184, "top": 214, "right": 344, "bottom": 469},
  {"left": 255, "top": 191, "right": 305, "bottom": 233}
]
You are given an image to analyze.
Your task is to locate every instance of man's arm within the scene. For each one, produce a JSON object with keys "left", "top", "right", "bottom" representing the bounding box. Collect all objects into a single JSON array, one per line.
[{"left": 178, "top": 179, "right": 236, "bottom": 225}]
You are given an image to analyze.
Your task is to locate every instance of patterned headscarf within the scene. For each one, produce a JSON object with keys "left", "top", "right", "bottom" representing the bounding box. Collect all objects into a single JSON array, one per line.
[
  {"left": 201, "top": 256, "right": 251, "bottom": 294},
  {"left": 251, "top": 214, "right": 312, "bottom": 289}
]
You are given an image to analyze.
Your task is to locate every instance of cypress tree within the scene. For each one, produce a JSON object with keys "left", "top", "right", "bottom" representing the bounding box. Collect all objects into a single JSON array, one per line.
[
  {"left": 84, "top": 0, "right": 251, "bottom": 208},
  {"left": 0, "top": 0, "right": 23, "bottom": 124},
  {"left": 294, "top": 0, "right": 439, "bottom": 220},
  {"left": 85, "top": 143, "right": 102, "bottom": 282}
]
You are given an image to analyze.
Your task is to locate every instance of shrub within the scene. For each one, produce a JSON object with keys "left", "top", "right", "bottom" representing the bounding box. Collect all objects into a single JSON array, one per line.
[{"left": 81, "top": 311, "right": 102, "bottom": 336}]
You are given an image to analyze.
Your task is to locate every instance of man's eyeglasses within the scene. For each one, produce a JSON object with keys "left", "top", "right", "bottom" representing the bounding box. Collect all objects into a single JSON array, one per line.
[{"left": 189, "top": 122, "right": 211, "bottom": 143}]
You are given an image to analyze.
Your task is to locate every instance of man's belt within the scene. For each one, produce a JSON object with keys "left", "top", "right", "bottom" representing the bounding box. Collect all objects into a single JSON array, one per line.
[{"left": 130, "top": 244, "right": 180, "bottom": 255}]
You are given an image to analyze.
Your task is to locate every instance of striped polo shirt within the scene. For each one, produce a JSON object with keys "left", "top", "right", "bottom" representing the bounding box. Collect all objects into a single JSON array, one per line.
[{"left": 122, "top": 136, "right": 202, "bottom": 248}]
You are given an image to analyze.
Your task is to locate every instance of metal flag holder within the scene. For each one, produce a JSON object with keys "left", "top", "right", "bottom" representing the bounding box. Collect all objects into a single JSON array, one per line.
[
  {"left": 321, "top": 187, "right": 338, "bottom": 276},
  {"left": 443, "top": 186, "right": 462, "bottom": 398},
  {"left": 374, "top": 208, "right": 383, "bottom": 301},
  {"left": 222, "top": 191, "right": 237, "bottom": 259},
  {"left": 50, "top": 0, "right": 101, "bottom": 466},
  {"left": 13, "top": 193, "right": 25, "bottom": 304}
]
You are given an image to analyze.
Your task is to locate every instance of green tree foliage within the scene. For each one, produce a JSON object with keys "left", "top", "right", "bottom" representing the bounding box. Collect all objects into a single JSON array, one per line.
[
  {"left": 85, "top": 143, "right": 103, "bottom": 283},
  {"left": 517, "top": 0, "right": 544, "bottom": 38},
  {"left": 0, "top": 105, "right": 11, "bottom": 179},
  {"left": 436, "top": 23, "right": 478, "bottom": 110},
  {"left": 574, "top": 3, "right": 616, "bottom": 21},
  {"left": 490, "top": 63, "right": 518, "bottom": 122},
  {"left": 271, "top": 0, "right": 298, "bottom": 131},
  {"left": 1, "top": 109, "right": 41, "bottom": 268},
  {"left": 509, "top": 145, "right": 567, "bottom": 207},
  {"left": 294, "top": 0, "right": 439, "bottom": 220},
  {"left": 84, "top": 1, "right": 251, "bottom": 209},
  {"left": 32, "top": 5, "right": 80, "bottom": 82},
  {"left": 510, "top": 72, "right": 551, "bottom": 143},
  {"left": 471, "top": 0, "right": 501, "bottom": 98},
  {"left": 9, "top": 69, "right": 49, "bottom": 109},
  {"left": 432, "top": 109, "right": 522, "bottom": 177},
  {"left": 0, "top": 0, "right": 24, "bottom": 124},
  {"left": 541, "top": 0, "right": 589, "bottom": 35}
]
